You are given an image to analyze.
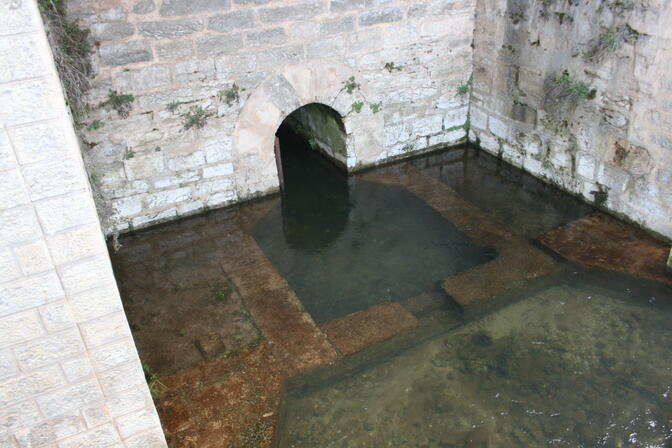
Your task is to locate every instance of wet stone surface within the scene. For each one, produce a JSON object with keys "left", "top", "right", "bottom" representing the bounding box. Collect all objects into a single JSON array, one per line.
[
  {"left": 109, "top": 143, "right": 670, "bottom": 448},
  {"left": 111, "top": 223, "right": 261, "bottom": 376},
  {"left": 540, "top": 212, "right": 672, "bottom": 285},
  {"left": 277, "top": 281, "right": 672, "bottom": 447}
]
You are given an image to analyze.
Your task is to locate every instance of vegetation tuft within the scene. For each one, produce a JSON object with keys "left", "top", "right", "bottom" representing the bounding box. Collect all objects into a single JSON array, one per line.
[
  {"left": 38, "top": 0, "right": 93, "bottom": 121},
  {"left": 543, "top": 70, "right": 594, "bottom": 117},
  {"left": 87, "top": 119, "right": 104, "bottom": 131},
  {"left": 369, "top": 102, "right": 382, "bottom": 114},
  {"left": 584, "top": 24, "right": 641, "bottom": 62},
  {"left": 122, "top": 148, "right": 135, "bottom": 160},
  {"left": 143, "top": 364, "right": 165, "bottom": 400},
  {"left": 350, "top": 101, "right": 364, "bottom": 113},
  {"left": 218, "top": 83, "right": 242, "bottom": 106},
  {"left": 384, "top": 62, "right": 403, "bottom": 73},
  {"left": 456, "top": 75, "right": 473, "bottom": 97},
  {"left": 181, "top": 105, "right": 212, "bottom": 130},
  {"left": 343, "top": 76, "right": 360, "bottom": 94},
  {"left": 99, "top": 90, "right": 135, "bottom": 119}
]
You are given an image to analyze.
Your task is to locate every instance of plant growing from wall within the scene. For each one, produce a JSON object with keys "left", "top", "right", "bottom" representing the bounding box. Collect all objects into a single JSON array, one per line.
[
  {"left": 509, "top": 10, "right": 525, "bottom": 24},
  {"left": 218, "top": 84, "right": 243, "bottom": 106},
  {"left": 122, "top": 148, "right": 135, "bottom": 160},
  {"left": 584, "top": 24, "right": 641, "bottom": 62},
  {"left": 337, "top": 76, "right": 383, "bottom": 116},
  {"left": 87, "top": 120, "right": 104, "bottom": 131},
  {"left": 343, "top": 76, "right": 361, "bottom": 94},
  {"left": 456, "top": 75, "right": 473, "bottom": 97},
  {"left": 369, "top": 102, "right": 382, "bottom": 114},
  {"left": 591, "top": 184, "right": 609, "bottom": 207},
  {"left": 384, "top": 62, "right": 403, "bottom": 73},
  {"left": 167, "top": 101, "right": 182, "bottom": 113},
  {"left": 98, "top": 90, "right": 135, "bottom": 119},
  {"left": 554, "top": 12, "right": 573, "bottom": 24},
  {"left": 543, "top": 70, "right": 595, "bottom": 117},
  {"left": 181, "top": 105, "right": 213, "bottom": 130},
  {"left": 38, "top": 0, "right": 93, "bottom": 121}
]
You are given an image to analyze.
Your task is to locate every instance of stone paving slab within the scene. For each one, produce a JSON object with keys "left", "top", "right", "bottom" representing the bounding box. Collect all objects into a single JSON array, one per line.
[
  {"left": 320, "top": 302, "right": 420, "bottom": 356},
  {"left": 442, "top": 241, "right": 560, "bottom": 308},
  {"left": 361, "top": 162, "right": 561, "bottom": 309},
  {"left": 539, "top": 212, "right": 672, "bottom": 285}
]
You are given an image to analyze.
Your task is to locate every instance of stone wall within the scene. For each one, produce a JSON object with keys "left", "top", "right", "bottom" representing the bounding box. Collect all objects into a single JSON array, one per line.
[
  {"left": 0, "top": 1, "right": 166, "bottom": 446},
  {"left": 70, "top": 0, "right": 475, "bottom": 234},
  {"left": 471, "top": 0, "right": 672, "bottom": 239}
]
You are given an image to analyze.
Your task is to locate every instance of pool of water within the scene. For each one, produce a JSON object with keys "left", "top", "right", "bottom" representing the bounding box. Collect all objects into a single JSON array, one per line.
[
  {"left": 269, "top": 133, "right": 672, "bottom": 447},
  {"left": 111, "top": 128, "right": 671, "bottom": 447},
  {"left": 253, "top": 129, "right": 495, "bottom": 323},
  {"left": 276, "top": 269, "right": 672, "bottom": 447}
]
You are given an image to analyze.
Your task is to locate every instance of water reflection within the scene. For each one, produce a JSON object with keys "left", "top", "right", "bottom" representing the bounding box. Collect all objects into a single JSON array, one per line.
[{"left": 276, "top": 124, "right": 351, "bottom": 253}]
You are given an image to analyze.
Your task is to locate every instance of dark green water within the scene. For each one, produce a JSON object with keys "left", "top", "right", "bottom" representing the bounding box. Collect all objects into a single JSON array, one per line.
[
  {"left": 266, "top": 132, "right": 672, "bottom": 447},
  {"left": 253, "top": 128, "right": 495, "bottom": 323}
]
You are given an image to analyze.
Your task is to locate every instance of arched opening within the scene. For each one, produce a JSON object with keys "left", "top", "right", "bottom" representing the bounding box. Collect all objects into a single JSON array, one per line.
[{"left": 273, "top": 104, "right": 351, "bottom": 252}]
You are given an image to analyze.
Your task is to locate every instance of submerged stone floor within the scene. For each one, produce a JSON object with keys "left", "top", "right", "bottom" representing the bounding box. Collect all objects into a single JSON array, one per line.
[{"left": 110, "top": 145, "right": 671, "bottom": 447}]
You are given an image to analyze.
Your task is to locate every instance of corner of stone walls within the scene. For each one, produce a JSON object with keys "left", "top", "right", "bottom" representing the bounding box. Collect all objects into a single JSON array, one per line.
[
  {"left": 0, "top": 0, "right": 166, "bottom": 446},
  {"left": 469, "top": 0, "right": 672, "bottom": 241}
]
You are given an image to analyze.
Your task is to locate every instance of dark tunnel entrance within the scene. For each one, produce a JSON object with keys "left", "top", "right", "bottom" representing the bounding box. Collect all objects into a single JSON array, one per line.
[{"left": 274, "top": 103, "right": 351, "bottom": 252}]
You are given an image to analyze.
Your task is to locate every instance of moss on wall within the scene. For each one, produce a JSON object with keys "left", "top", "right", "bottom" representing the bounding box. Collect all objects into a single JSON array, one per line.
[{"left": 283, "top": 104, "right": 347, "bottom": 168}]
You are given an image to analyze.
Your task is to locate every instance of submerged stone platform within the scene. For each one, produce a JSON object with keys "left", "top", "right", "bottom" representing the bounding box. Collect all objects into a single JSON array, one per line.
[
  {"left": 539, "top": 213, "right": 672, "bottom": 286},
  {"left": 113, "top": 158, "right": 569, "bottom": 447}
]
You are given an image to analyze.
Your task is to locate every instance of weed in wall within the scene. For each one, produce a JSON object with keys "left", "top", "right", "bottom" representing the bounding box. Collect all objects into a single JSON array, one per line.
[
  {"left": 351, "top": 101, "right": 364, "bottom": 113},
  {"left": 343, "top": 76, "right": 360, "bottom": 94},
  {"left": 456, "top": 75, "right": 473, "bottom": 97},
  {"left": 122, "top": 148, "right": 135, "bottom": 160},
  {"left": 218, "top": 84, "right": 242, "bottom": 106},
  {"left": 554, "top": 12, "right": 573, "bottom": 24},
  {"left": 38, "top": 0, "right": 93, "bottom": 121},
  {"left": 369, "top": 102, "right": 382, "bottom": 114},
  {"left": 584, "top": 24, "right": 641, "bottom": 62},
  {"left": 384, "top": 62, "right": 403, "bottom": 73},
  {"left": 167, "top": 101, "right": 181, "bottom": 113},
  {"left": 87, "top": 120, "right": 104, "bottom": 131},
  {"left": 99, "top": 90, "right": 135, "bottom": 119},
  {"left": 543, "top": 70, "right": 595, "bottom": 117},
  {"left": 509, "top": 10, "right": 525, "bottom": 24},
  {"left": 182, "top": 105, "right": 212, "bottom": 130}
]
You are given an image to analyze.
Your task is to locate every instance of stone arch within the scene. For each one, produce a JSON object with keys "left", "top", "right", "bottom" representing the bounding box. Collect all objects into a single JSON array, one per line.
[
  {"left": 278, "top": 102, "right": 348, "bottom": 169},
  {"left": 231, "top": 62, "right": 384, "bottom": 201}
]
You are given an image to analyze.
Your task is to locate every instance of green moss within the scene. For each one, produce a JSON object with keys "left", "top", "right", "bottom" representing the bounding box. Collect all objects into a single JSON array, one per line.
[{"left": 351, "top": 101, "right": 364, "bottom": 113}]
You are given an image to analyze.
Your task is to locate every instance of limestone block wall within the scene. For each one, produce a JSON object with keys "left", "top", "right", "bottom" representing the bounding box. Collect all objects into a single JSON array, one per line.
[
  {"left": 0, "top": 1, "right": 166, "bottom": 446},
  {"left": 70, "top": 0, "right": 476, "bottom": 234},
  {"left": 471, "top": 0, "right": 672, "bottom": 239}
]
